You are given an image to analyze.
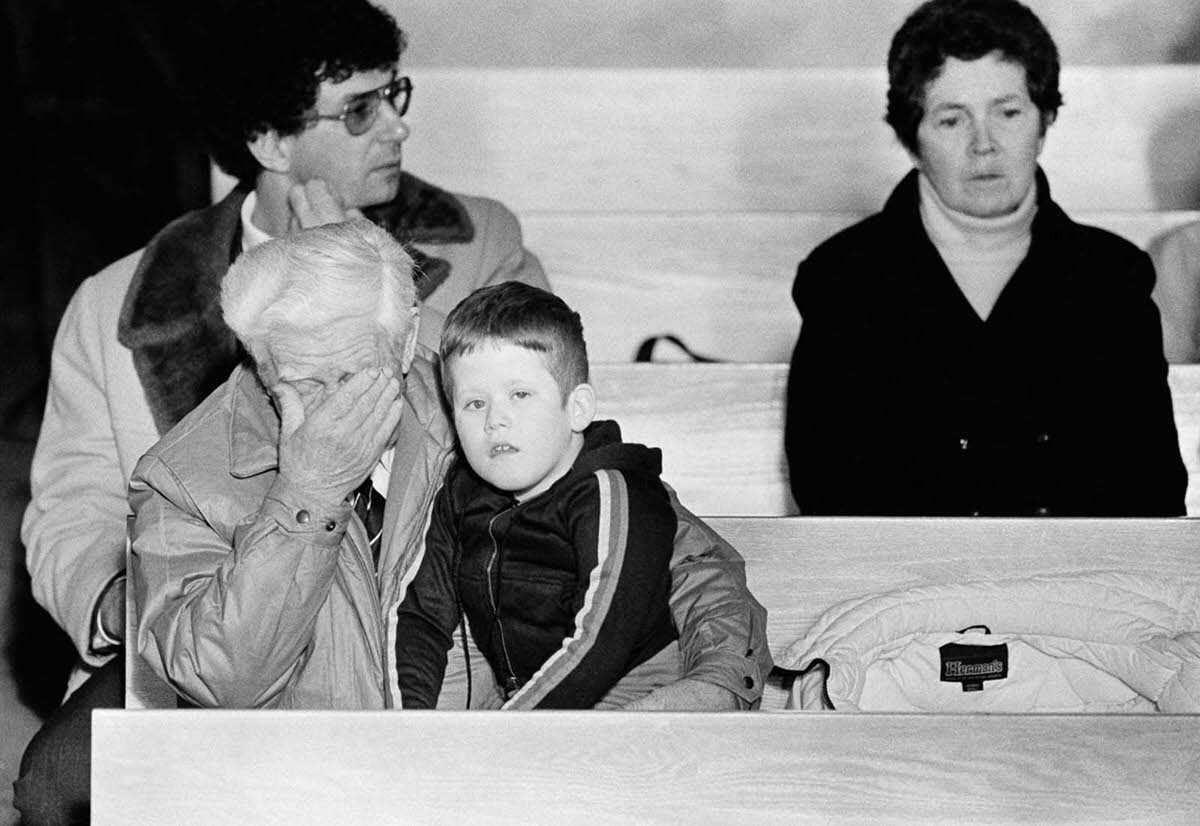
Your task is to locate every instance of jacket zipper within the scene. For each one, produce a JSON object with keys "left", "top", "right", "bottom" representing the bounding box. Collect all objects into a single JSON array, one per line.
[
  {"left": 380, "top": 448, "right": 457, "bottom": 709},
  {"left": 346, "top": 516, "right": 387, "bottom": 706},
  {"left": 487, "top": 506, "right": 521, "bottom": 698}
]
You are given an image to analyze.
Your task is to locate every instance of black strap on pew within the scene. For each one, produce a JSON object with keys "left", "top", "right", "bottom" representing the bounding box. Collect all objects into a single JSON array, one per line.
[{"left": 634, "top": 335, "right": 721, "bottom": 363}]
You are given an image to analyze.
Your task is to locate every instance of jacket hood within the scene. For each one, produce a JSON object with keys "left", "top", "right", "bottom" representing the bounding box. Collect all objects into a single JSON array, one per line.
[{"left": 570, "top": 420, "right": 663, "bottom": 480}]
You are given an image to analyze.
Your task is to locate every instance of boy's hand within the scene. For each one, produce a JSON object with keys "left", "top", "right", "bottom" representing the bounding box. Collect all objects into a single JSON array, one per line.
[
  {"left": 273, "top": 368, "right": 403, "bottom": 505},
  {"left": 287, "top": 179, "right": 365, "bottom": 231}
]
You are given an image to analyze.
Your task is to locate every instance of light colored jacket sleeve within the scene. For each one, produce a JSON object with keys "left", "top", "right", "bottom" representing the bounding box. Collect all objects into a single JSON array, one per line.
[
  {"left": 1147, "top": 220, "right": 1200, "bottom": 364},
  {"left": 130, "top": 457, "right": 349, "bottom": 708},
  {"left": 476, "top": 199, "right": 549, "bottom": 293},
  {"left": 417, "top": 196, "right": 550, "bottom": 351},
  {"left": 21, "top": 274, "right": 136, "bottom": 664},
  {"left": 665, "top": 485, "right": 772, "bottom": 708}
]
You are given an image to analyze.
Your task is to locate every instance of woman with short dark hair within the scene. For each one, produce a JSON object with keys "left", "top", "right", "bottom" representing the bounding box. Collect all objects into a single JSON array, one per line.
[{"left": 784, "top": 0, "right": 1186, "bottom": 516}]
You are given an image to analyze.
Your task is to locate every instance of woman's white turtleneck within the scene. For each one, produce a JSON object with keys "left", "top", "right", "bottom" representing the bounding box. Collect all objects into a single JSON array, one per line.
[{"left": 917, "top": 172, "right": 1038, "bottom": 321}]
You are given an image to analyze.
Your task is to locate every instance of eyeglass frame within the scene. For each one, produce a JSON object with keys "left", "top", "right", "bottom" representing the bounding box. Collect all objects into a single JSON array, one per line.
[{"left": 303, "top": 75, "right": 413, "bottom": 136}]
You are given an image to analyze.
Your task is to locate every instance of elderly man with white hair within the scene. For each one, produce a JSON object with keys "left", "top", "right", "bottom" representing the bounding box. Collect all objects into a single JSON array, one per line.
[{"left": 129, "top": 220, "right": 770, "bottom": 710}]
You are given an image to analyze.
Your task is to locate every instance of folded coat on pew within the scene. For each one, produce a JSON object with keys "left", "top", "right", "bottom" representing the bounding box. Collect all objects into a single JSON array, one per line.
[{"left": 780, "top": 572, "right": 1200, "bottom": 713}]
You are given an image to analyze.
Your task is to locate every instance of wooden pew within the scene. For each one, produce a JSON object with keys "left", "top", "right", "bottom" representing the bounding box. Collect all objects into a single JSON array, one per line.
[
  {"left": 214, "top": 67, "right": 1200, "bottom": 362},
  {"left": 593, "top": 362, "right": 1200, "bottom": 518},
  {"left": 92, "top": 709, "right": 1200, "bottom": 824},
  {"left": 400, "top": 67, "right": 1200, "bottom": 214},
  {"left": 593, "top": 361, "right": 796, "bottom": 516},
  {"left": 104, "top": 516, "right": 1200, "bottom": 822},
  {"left": 125, "top": 516, "right": 1200, "bottom": 708},
  {"left": 718, "top": 516, "right": 1200, "bottom": 708},
  {"left": 542, "top": 209, "right": 1200, "bottom": 362},
  {"left": 123, "top": 362, "right": 1200, "bottom": 708},
  {"left": 125, "top": 361, "right": 1200, "bottom": 707},
  {"left": 401, "top": 66, "right": 1200, "bottom": 362}
]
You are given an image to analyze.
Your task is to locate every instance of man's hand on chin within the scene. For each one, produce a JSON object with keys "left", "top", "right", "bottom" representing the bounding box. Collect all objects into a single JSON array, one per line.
[{"left": 287, "top": 179, "right": 365, "bottom": 231}]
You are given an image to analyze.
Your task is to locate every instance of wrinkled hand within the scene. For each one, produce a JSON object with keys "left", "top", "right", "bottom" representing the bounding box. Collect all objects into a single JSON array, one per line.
[
  {"left": 274, "top": 368, "right": 403, "bottom": 505},
  {"left": 287, "top": 179, "right": 365, "bottom": 231}
]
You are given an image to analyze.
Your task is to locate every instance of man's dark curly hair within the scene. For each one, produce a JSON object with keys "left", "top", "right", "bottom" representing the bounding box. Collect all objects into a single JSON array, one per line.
[
  {"left": 886, "top": 0, "right": 1062, "bottom": 157},
  {"left": 206, "top": 0, "right": 405, "bottom": 186}
]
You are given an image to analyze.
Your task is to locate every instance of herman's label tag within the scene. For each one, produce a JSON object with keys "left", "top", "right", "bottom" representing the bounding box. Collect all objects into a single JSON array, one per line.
[{"left": 939, "top": 642, "right": 1009, "bottom": 692}]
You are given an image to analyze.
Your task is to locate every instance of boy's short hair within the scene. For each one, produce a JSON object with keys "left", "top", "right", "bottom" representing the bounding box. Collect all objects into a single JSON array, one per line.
[{"left": 440, "top": 282, "right": 588, "bottom": 402}]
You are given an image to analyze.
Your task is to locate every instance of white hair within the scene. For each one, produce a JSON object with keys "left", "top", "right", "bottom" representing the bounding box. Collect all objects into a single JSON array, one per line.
[{"left": 222, "top": 220, "right": 418, "bottom": 381}]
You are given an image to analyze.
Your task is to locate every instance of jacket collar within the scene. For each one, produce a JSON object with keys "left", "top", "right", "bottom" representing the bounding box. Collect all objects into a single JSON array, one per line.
[
  {"left": 879, "top": 167, "right": 1071, "bottom": 327},
  {"left": 118, "top": 173, "right": 472, "bottom": 436},
  {"left": 363, "top": 172, "right": 474, "bottom": 299},
  {"left": 228, "top": 364, "right": 282, "bottom": 478}
]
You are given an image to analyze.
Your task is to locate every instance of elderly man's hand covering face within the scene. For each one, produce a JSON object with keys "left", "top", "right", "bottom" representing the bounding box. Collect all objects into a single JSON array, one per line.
[{"left": 273, "top": 365, "right": 405, "bottom": 506}]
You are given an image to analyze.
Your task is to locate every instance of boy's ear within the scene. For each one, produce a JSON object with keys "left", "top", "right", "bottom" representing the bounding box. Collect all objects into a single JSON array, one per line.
[
  {"left": 247, "top": 129, "right": 294, "bottom": 174},
  {"left": 567, "top": 383, "right": 597, "bottom": 433}
]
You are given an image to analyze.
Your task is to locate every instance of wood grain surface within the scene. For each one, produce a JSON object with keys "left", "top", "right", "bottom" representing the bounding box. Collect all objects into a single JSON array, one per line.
[
  {"left": 92, "top": 709, "right": 1200, "bottom": 824},
  {"left": 538, "top": 210, "right": 1200, "bottom": 361},
  {"left": 400, "top": 67, "right": 1200, "bottom": 213},
  {"left": 593, "top": 362, "right": 1200, "bottom": 517}
]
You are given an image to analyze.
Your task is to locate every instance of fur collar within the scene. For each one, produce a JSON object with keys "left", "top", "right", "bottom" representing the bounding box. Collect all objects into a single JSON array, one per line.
[{"left": 117, "top": 172, "right": 473, "bottom": 435}]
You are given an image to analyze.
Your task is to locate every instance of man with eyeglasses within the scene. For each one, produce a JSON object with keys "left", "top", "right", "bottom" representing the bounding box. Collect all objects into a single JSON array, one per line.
[
  {"left": 15, "top": 0, "right": 551, "bottom": 820},
  {"left": 16, "top": 0, "right": 769, "bottom": 821}
]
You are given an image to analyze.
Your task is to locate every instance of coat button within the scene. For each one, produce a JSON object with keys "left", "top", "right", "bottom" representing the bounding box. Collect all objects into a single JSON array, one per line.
[
  {"left": 743, "top": 676, "right": 755, "bottom": 689},
  {"left": 1034, "top": 506, "right": 1051, "bottom": 516},
  {"left": 296, "top": 509, "right": 310, "bottom": 525},
  {"left": 1036, "top": 433, "right": 1050, "bottom": 445},
  {"left": 323, "top": 519, "right": 337, "bottom": 531}
]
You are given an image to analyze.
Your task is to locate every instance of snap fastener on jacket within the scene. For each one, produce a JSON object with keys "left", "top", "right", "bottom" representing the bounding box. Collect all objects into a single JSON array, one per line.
[
  {"left": 1034, "top": 506, "right": 1051, "bottom": 516},
  {"left": 323, "top": 519, "right": 337, "bottom": 532},
  {"left": 1036, "top": 433, "right": 1050, "bottom": 445},
  {"left": 296, "top": 509, "right": 310, "bottom": 525}
]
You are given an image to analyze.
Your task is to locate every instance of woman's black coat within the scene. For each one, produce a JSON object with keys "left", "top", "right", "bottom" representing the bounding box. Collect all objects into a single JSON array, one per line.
[{"left": 785, "top": 169, "right": 1187, "bottom": 516}]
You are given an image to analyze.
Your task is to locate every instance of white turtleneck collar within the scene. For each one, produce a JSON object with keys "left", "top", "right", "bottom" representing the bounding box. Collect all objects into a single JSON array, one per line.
[
  {"left": 917, "top": 172, "right": 1038, "bottom": 320},
  {"left": 239, "top": 191, "right": 274, "bottom": 252}
]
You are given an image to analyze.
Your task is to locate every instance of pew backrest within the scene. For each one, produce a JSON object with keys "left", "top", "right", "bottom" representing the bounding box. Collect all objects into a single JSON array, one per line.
[
  {"left": 707, "top": 515, "right": 1200, "bottom": 708},
  {"left": 127, "top": 514, "right": 1200, "bottom": 710},
  {"left": 594, "top": 362, "right": 1200, "bottom": 518},
  {"left": 214, "top": 66, "right": 1200, "bottom": 362}
]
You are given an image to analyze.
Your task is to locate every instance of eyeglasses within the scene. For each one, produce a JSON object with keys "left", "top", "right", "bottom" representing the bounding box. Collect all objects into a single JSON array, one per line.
[{"left": 305, "top": 76, "right": 413, "bottom": 136}]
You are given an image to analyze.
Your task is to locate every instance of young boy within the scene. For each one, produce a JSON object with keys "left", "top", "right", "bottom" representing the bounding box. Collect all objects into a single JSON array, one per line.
[{"left": 394, "top": 282, "right": 681, "bottom": 709}]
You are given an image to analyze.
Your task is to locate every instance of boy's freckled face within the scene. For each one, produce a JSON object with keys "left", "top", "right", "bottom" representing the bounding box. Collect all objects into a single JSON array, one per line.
[{"left": 449, "top": 341, "right": 585, "bottom": 501}]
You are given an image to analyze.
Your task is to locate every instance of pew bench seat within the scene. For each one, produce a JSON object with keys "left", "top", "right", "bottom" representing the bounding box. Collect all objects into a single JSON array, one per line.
[
  {"left": 92, "top": 709, "right": 1200, "bottom": 824},
  {"left": 113, "top": 516, "right": 1200, "bottom": 820}
]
